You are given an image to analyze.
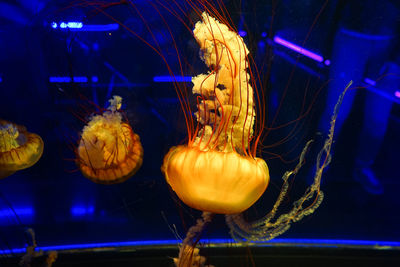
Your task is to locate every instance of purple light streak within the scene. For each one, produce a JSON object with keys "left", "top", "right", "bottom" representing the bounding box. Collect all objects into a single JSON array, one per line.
[
  {"left": 273, "top": 36, "right": 324, "bottom": 63},
  {"left": 365, "top": 78, "right": 400, "bottom": 100}
]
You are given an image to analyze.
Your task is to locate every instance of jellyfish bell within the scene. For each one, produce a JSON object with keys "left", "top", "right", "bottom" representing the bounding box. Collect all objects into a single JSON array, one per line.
[
  {"left": 162, "top": 12, "right": 270, "bottom": 214},
  {"left": 0, "top": 119, "right": 44, "bottom": 179},
  {"left": 76, "top": 96, "right": 143, "bottom": 184},
  {"left": 163, "top": 146, "right": 269, "bottom": 214}
]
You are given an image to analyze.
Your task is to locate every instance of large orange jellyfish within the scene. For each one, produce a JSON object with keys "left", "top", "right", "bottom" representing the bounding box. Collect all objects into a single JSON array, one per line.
[
  {"left": 0, "top": 119, "right": 44, "bottom": 179},
  {"left": 159, "top": 10, "right": 350, "bottom": 266},
  {"left": 76, "top": 96, "right": 143, "bottom": 184},
  {"left": 162, "top": 12, "right": 269, "bottom": 215}
]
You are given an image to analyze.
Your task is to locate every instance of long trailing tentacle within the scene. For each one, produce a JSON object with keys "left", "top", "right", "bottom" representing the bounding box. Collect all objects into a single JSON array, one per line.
[{"left": 226, "top": 81, "right": 353, "bottom": 242}]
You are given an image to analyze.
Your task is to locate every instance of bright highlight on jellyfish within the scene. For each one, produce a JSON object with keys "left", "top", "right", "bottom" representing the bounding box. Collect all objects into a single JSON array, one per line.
[
  {"left": 76, "top": 96, "right": 143, "bottom": 184},
  {"left": 0, "top": 119, "right": 44, "bottom": 179},
  {"left": 162, "top": 12, "right": 269, "bottom": 214}
]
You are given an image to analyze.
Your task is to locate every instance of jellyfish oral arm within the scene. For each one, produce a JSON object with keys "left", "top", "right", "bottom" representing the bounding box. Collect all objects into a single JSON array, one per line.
[{"left": 191, "top": 12, "right": 255, "bottom": 153}]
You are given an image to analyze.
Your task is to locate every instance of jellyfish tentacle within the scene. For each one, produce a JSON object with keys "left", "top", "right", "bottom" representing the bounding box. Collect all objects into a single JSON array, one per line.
[
  {"left": 226, "top": 81, "right": 352, "bottom": 242},
  {"left": 173, "top": 212, "right": 214, "bottom": 267}
]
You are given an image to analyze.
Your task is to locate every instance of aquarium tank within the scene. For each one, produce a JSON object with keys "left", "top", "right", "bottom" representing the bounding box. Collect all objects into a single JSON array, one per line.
[{"left": 0, "top": 0, "right": 399, "bottom": 266}]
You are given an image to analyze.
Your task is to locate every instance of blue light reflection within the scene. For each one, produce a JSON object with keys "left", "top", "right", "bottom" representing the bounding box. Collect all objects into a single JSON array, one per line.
[
  {"left": 1, "top": 238, "right": 399, "bottom": 255},
  {"left": 153, "top": 76, "right": 192, "bottom": 82},
  {"left": 51, "top": 22, "right": 119, "bottom": 32},
  {"left": 70, "top": 205, "right": 94, "bottom": 217},
  {"left": 0, "top": 206, "right": 34, "bottom": 225}
]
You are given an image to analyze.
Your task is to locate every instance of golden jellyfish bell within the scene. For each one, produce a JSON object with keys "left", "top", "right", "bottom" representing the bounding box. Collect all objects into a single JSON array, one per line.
[
  {"left": 163, "top": 146, "right": 269, "bottom": 214},
  {"left": 162, "top": 12, "right": 270, "bottom": 214},
  {"left": 76, "top": 96, "right": 143, "bottom": 184},
  {"left": 0, "top": 119, "right": 44, "bottom": 179}
]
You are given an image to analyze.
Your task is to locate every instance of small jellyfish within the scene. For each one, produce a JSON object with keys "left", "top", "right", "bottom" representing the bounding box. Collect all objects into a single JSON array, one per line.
[
  {"left": 76, "top": 96, "right": 143, "bottom": 184},
  {"left": 0, "top": 119, "right": 44, "bottom": 179}
]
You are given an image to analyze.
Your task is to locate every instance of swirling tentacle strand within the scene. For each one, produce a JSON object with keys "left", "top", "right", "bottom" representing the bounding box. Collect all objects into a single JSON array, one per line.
[{"left": 226, "top": 81, "right": 353, "bottom": 242}]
